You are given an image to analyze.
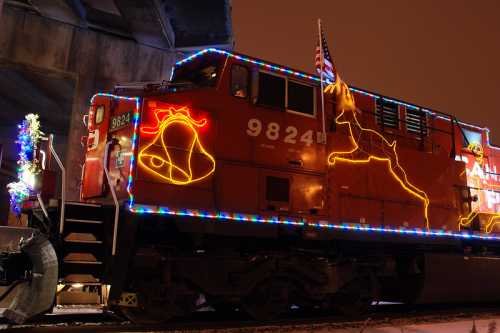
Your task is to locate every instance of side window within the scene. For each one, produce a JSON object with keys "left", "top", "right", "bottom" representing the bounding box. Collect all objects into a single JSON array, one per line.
[
  {"left": 462, "top": 128, "right": 482, "bottom": 148},
  {"left": 376, "top": 100, "right": 399, "bottom": 129},
  {"left": 287, "top": 81, "right": 315, "bottom": 116},
  {"left": 95, "top": 105, "right": 105, "bottom": 125},
  {"left": 231, "top": 64, "right": 249, "bottom": 98},
  {"left": 258, "top": 72, "right": 286, "bottom": 109}
]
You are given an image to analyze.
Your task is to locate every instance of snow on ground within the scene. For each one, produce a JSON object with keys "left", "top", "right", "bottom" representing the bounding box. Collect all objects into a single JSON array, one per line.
[{"left": 190, "top": 318, "right": 497, "bottom": 333}]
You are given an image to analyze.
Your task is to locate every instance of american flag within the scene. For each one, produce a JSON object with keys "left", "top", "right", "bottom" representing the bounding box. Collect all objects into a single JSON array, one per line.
[{"left": 315, "top": 25, "right": 336, "bottom": 84}]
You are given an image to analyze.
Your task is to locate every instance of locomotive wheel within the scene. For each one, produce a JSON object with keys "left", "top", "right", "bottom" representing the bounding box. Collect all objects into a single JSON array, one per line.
[
  {"left": 242, "top": 277, "right": 295, "bottom": 321},
  {"left": 330, "top": 276, "right": 376, "bottom": 316}
]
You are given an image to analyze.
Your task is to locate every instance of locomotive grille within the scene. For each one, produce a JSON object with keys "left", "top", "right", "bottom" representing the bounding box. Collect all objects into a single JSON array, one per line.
[
  {"left": 405, "top": 109, "right": 428, "bottom": 137},
  {"left": 376, "top": 100, "right": 399, "bottom": 129}
]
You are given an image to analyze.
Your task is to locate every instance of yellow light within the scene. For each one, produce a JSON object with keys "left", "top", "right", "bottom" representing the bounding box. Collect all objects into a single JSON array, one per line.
[
  {"left": 485, "top": 213, "right": 500, "bottom": 233},
  {"left": 138, "top": 106, "right": 216, "bottom": 185},
  {"left": 467, "top": 142, "right": 484, "bottom": 165},
  {"left": 459, "top": 210, "right": 500, "bottom": 234},
  {"left": 325, "top": 78, "right": 431, "bottom": 230},
  {"left": 458, "top": 210, "right": 479, "bottom": 231}
]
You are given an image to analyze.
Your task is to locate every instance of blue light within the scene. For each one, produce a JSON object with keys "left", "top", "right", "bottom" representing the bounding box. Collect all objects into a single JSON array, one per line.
[{"left": 174, "top": 48, "right": 500, "bottom": 151}]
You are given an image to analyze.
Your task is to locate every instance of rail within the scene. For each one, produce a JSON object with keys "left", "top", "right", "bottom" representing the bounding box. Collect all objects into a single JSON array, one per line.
[
  {"left": 103, "top": 140, "right": 120, "bottom": 256},
  {"left": 48, "top": 134, "right": 66, "bottom": 234}
]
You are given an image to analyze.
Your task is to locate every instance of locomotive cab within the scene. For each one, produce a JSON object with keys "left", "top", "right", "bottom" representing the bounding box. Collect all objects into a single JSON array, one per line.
[{"left": 81, "top": 51, "right": 330, "bottom": 222}]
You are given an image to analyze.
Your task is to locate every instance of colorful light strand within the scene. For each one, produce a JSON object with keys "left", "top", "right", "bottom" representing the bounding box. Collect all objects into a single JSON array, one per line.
[
  {"left": 7, "top": 114, "right": 43, "bottom": 214},
  {"left": 130, "top": 204, "right": 304, "bottom": 226},
  {"left": 325, "top": 77, "right": 431, "bottom": 230},
  {"left": 138, "top": 105, "right": 216, "bottom": 185},
  {"left": 176, "top": 48, "right": 500, "bottom": 151},
  {"left": 130, "top": 203, "right": 500, "bottom": 241},
  {"left": 89, "top": 92, "right": 500, "bottom": 241},
  {"left": 175, "top": 49, "right": 439, "bottom": 116},
  {"left": 84, "top": 51, "right": 500, "bottom": 241}
]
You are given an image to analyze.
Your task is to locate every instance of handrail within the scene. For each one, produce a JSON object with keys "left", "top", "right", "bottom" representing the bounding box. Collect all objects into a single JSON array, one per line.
[
  {"left": 37, "top": 149, "right": 48, "bottom": 220},
  {"left": 103, "top": 140, "right": 120, "bottom": 256},
  {"left": 36, "top": 193, "right": 49, "bottom": 220},
  {"left": 49, "top": 134, "right": 66, "bottom": 234}
]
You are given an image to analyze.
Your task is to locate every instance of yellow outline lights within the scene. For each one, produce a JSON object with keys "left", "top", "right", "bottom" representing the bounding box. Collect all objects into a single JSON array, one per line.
[
  {"left": 459, "top": 210, "right": 500, "bottom": 234},
  {"left": 138, "top": 105, "right": 216, "bottom": 185},
  {"left": 325, "top": 77, "right": 431, "bottom": 230}
]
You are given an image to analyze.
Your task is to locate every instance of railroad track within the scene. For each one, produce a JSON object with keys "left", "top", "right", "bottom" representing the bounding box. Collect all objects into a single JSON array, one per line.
[{"left": 3, "top": 303, "right": 500, "bottom": 332}]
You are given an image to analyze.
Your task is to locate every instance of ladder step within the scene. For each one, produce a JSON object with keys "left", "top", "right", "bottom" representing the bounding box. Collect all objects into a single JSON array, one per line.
[
  {"left": 60, "top": 274, "right": 100, "bottom": 284},
  {"left": 66, "top": 218, "right": 103, "bottom": 224},
  {"left": 65, "top": 239, "right": 103, "bottom": 244},
  {"left": 64, "top": 232, "right": 102, "bottom": 244},
  {"left": 65, "top": 201, "right": 102, "bottom": 208},
  {"left": 63, "top": 260, "right": 103, "bottom": 265}
]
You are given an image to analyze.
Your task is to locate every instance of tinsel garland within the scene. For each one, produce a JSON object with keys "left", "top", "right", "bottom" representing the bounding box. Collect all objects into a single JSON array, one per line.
[{"left": 7, "top": 114, "right": 43, "bottom": 215}]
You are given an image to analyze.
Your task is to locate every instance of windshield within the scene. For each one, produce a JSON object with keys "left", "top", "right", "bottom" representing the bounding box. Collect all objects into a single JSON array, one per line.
[{"left": 171, "top": 55, "right": 224, "bottom": 88}]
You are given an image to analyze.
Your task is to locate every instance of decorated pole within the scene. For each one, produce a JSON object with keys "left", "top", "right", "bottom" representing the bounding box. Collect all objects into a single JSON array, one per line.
[{"left": 7, "top": 114, "right": 43, "bottom": 215}]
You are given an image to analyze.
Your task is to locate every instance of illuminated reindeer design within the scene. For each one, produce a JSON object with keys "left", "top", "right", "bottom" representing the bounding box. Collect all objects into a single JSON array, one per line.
[
  {"left": 324, "top": 76, "right": 431, "bottom": 230},
  {"left": 138, "top": 105, "right": 216, "bottom": 185}
]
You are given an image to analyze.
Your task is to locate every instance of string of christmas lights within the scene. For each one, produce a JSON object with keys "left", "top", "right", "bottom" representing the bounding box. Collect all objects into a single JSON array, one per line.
[
  {"left": 176, "top": 48, "right": 500, "bottom": 150},
  {"left": 88, "top": 50, "right": 500, "bottom": 242}
]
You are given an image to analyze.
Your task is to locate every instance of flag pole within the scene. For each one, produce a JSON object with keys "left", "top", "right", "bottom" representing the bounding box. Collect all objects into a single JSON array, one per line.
[{"left": 317, "top": 18, "right": 326, "bottom": 144}]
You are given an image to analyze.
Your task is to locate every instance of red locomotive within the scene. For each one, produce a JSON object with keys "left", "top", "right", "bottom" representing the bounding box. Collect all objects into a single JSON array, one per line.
[{"left": 3, "top": 48, "right": 500, "bottom": 323}]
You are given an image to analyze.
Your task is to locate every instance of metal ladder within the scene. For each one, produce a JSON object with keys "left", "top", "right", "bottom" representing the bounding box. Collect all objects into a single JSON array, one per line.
[{"left": 60, "top": 201, "right": 107, "bottom": 283}]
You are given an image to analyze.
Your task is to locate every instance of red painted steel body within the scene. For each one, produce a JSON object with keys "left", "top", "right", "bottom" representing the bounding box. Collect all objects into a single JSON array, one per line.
[{"left": 80, "top": 51, "right": 500, "bottom": 235}]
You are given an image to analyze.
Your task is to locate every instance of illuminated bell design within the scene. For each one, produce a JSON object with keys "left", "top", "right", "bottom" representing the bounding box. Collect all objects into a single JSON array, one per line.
[{"left": 138, "top": 106, "right": 215, "bottom": 185}]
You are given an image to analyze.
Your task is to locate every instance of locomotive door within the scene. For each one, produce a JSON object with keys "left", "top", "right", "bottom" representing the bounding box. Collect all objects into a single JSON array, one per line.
[{"left": 81, "top": 100, "right": 110, "bottom": 199}]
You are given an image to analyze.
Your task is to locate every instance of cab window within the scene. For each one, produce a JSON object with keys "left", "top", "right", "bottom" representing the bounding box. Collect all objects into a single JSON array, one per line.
[
  {"left": 257, "top": 72, "right": 315, "bottom": 116},
  {"left": 231, "top": 64, "right": 249, "bottom": 98},
  {"left": 287, "top": 81, "right": 315, "bottom": 116},
  {"left": 258, "top": 72, "right": 286, "bottom": 109},
  {"left": 171, "top": 56, "right": 223, "bottom": 87}
]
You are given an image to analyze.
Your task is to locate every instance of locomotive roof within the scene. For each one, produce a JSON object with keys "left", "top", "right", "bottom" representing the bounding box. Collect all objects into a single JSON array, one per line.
[{"left": 176, "top": 48, "right": 498, "bottom": 148}]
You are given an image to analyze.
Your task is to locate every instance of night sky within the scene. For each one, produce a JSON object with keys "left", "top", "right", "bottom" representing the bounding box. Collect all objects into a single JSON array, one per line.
[{"left": 232, "top": 0, "right": 500, "bottom": 144}]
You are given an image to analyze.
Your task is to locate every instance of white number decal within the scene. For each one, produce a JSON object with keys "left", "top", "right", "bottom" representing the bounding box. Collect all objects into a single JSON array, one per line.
[
  {"left": 316, "top": 131, "right": 325, "bottom": 144},
  {"left": 266, "top": 122, "right": 280, "bottom": 141},
  {"left": 246, "top": 118, "right": 317, "bottom": 147},
  {"left": 300, "top": 130, "right": 313, "bottom": 146},
  {"left": 284, "top": 126, "right": 298, "bottom": 144},
  {"left": 246, "top": 118, "right": 262, "bottom": 137}
]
